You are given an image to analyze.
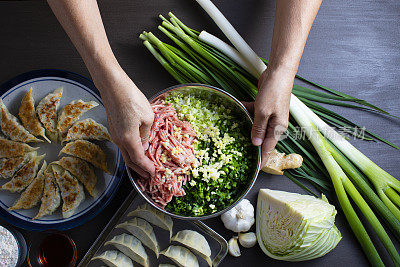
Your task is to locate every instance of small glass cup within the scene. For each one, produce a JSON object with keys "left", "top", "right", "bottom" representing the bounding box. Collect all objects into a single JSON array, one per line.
[{"left": 27, "top": 230, "right": 77, "bottom": 267}]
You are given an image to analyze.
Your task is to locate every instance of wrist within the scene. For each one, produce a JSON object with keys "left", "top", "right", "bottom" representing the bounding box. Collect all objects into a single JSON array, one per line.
[
  {"left": 86, "top": 53, "right": 121, "bottom": 81},
  {"left": 266, "top": 60, "right": 298, "bottom": 77},
  {"left": 264, "top": 64, "right": 297, "bottom": 84}
]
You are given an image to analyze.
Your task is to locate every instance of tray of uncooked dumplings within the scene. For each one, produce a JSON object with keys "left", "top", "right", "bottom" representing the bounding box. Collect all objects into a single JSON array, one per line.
[{"left": 79, "top": 191, "right": 228, "bottom": 267}]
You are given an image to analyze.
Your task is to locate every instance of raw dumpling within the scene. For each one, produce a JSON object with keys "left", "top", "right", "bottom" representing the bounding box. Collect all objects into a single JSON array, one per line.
[
  {"left": 18, "top": 88, "right": 50, "bottom": 142},
  {"left": 160, "top": 246, "right": 199, "bottom": 267},
  {"left": 57, "top": 100, "right": 98, "bottom": 137},
  {"left": 116, "top": 217, "right": 160, "bottom": 257},
  {"left": 0, "top": 99, "right": 41, "bottom": 143},
  {"left": 159, "top": 264, "right": 176, "bottom": 267},
  {"left": 0, "top": 138, "right": 37, "bottom": 158},
  {"left": 52, "top": 164, "right": 85, "bottom": 218},
  {"left": 128, "top": 203, "right": 173, "bottom": 238},
  {"left": 37, "top": 88, "right": 63, "bottom": 142},
  {"left": 0, "top": 155, "right": 30, "bottom": 179},
  {"left": 59, "top": 140, "right": 109, "bottom": 173},
  {"left": 63, "top": 118, "right": 111, "bottom": 143},
  {"left": 105, "top": 233, "right": 149, "bottom": 267},
  {"left": 92, "top": 250, "right": 133, "bottom": 267},
  {"left": 9, "top": 161, "right": 47, "bottom": 210},
  {"left": 0, "top": 152, "right": 45, "bottom": 193},
  {"left": 171, "top": 230, "right": 212, "bottom": 266},
  {"left": 34, "top": 166, "right": 61, "bottom": 219},
  {"left": 53, "top": 156, "right": 97, "bottom": 197}
]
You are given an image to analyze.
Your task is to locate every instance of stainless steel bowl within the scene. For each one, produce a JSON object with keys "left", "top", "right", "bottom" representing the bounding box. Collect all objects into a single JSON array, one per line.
[{"left": 127, "top": 84, "right": 261, "bottom": 220}]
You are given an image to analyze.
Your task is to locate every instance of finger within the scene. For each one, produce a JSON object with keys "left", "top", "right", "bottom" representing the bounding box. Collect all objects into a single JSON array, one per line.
[
  {"left": 241, "top": 101, "right": 254, "bottom": 114},
  {"left": 251, "top": 107, "right": 270, "bottom": 146},
  {"left": 139, "top": 114, "right": 154, "bottom": 145},
  {"left": 125, "top": 127, "right": 155, "bottom": 177},
  {"left": 119, "top": 147, "right": 147, "bottom": 177},
  {"left": 130, "top": 162, "right": 152, "bottom": 179},
  {"left": 142, "top": 141, "right": 149, "bottom": 151},
  {"left": 121, "top": 145, "right": 152, "bottom": 179},
  {"left": 261, "top": 118, "right": 287, "bottom": 165}
]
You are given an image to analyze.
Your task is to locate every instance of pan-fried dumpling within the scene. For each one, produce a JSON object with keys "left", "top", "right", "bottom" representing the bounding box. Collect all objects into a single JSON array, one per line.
[
  {"left": 53, "top": 156, "right": 97, "bottom": 197},
  {"left": 0, "top": 99, "right": 41, "bottom": 143},
  {"left": 59, "top": 140, "right": 109, "bottom": 173},
  {"left": 105, "top": 233, "right": 149, "bottom": 267},
  {"left": 0, "top": 152, "right": 45, "bottom": 193},
  {"left": 9, "top": 161, "right": 47, "bottom": 210},
  {"left": 57, "top": 100, "right": 98, "bottom": 137},
  {"left": 160, "top": 246, "right": 199, "bottom": 267},
  {"left": 116, "top": 217, "right": 160, "bottom": 257},
  {"left": 128, "top": 203, "right": 173, "bottom": 238},
  {"left": 63, "top": 118, "right": 111, "bottom": 143},
  {"left": 51, "top": 164, "right": 85, "bottom": 218},
  {"left": 0, "top": 155, "right": 30, "bottom": 179},
  {"left": 34, "top": 166, "right": 61, "bottom": 219},
  {"left": 0, "top": 138, "right": 37, "bottom": 158},
  {"left": 18, "top": 88, "right": 50, "bottom": 143},
  {"left": 171, "top": 230, "right": 212, "bottom": 266},
  {"left": 92, "top": 250, "right": 133, "bottom": 267},
  {"left": 37, "top": 88, "right": 63, "bottom": 142}
]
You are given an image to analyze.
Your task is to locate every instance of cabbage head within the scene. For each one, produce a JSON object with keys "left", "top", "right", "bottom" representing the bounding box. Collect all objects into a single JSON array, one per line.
[{"left": 256, "top": 189, "right": 341, "bottom": 261}]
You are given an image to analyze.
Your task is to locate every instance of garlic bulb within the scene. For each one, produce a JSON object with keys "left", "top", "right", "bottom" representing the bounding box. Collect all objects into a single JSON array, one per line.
[
  {"left": 221, "top": 199, "right": 255, "bottom": 232},
  {"left": 238, "top": 232, "right": 257, "bottom": 248},
  {"left": 228, "top": 237, "right": 241, "bottom": 257}
]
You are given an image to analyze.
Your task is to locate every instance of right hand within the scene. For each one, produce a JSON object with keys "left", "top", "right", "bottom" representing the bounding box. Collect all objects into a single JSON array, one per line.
[{"left": 93, "top": 69, "right": 155, "bottom": 178}]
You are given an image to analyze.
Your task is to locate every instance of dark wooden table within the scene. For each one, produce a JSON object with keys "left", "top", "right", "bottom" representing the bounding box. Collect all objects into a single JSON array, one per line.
[{"left": 0, "top": 0, "right": 399, "bottom": 266}]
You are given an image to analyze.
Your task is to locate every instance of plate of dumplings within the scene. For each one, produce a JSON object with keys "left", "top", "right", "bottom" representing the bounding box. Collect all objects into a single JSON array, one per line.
[{"left": 0, "top": 69, "right": 125, "bottom": 230}]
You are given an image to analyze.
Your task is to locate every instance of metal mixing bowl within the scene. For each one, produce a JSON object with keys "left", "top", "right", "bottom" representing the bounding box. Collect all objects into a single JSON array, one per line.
[{"left": 127, "top": 84, "right": 261, "bottom": 220}]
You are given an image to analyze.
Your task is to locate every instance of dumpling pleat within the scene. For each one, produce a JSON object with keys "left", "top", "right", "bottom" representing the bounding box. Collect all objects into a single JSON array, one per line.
[
  {"left": 57, "top": 100, "right": 98, "bottom": 138},
  {"left": 59, "top": 140, "right": 109, "bottom": 173},
  {"left": 9, "top": 161, "right": 47, "bottom": 210},
  {"left": 19, "top": 88, "right": 50, "bottom": 143},
  {"left": 0, "top": 99, "right": 42, "bottom": 143}
]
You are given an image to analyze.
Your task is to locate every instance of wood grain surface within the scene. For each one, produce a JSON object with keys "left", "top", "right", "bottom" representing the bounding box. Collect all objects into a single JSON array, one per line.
[{"left": 0, "top": 0, "right": 399, "bottom": 266}]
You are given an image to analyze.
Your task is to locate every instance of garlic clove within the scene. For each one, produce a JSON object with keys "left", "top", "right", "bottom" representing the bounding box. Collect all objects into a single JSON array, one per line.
[
  {"left": 228, "top": 237, "right": 241, "bottom": 257},
  {"left": 238, "top": 232, "right": 257, "bottom": 248}
]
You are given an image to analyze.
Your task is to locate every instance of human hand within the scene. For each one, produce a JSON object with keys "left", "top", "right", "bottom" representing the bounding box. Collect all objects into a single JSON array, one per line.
[
  {"left": 94, "top": 69, "right": 155, "bottom": 178},
  {"left": 243, "top": 67, "right": 294, "bottom": 166}
]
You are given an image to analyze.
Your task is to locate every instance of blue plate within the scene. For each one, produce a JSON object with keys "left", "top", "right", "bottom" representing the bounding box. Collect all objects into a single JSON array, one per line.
[{"left": 0, "top": 69, "right": 125, "bottom": 231}]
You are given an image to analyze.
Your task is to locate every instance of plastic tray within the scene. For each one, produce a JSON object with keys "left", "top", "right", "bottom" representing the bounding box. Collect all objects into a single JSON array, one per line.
[{"left": 79, "top": 192, "right": 228, "bottom": 267}]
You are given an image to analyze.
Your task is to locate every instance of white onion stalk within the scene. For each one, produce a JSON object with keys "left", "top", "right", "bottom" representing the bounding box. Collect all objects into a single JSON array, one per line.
[
  {"left": 195, "top": 0, "right": 266, "bottom": 77},
  {"left": 291, "top": 103, "right": 396, "bottom": 266},
  {"left": 291, "top": 96, "right": 400, "bottom": 218},
  {"left": 199, "top": 31, "right": 259, "bottom": 77}
]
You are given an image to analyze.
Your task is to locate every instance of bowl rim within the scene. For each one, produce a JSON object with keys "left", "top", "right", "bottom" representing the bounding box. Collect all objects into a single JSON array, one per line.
[{"left": 126, "top": 83, "right": 261, "bottom": 220}]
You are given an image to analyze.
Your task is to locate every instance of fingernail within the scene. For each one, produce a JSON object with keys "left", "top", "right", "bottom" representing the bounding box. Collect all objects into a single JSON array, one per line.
[{"left": 252, "top": 138, "right": 263, "bottom": 146}]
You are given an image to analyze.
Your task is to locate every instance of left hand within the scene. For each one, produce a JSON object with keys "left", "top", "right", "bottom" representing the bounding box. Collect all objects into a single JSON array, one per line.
[{"left": 243, "top": 67, "right": 295, "bottom": 166}]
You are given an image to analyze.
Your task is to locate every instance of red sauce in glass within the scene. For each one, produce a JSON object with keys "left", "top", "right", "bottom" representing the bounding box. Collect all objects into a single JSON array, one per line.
[{"left": 38, "top": 233, "right": 75, "bottom": 267}]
